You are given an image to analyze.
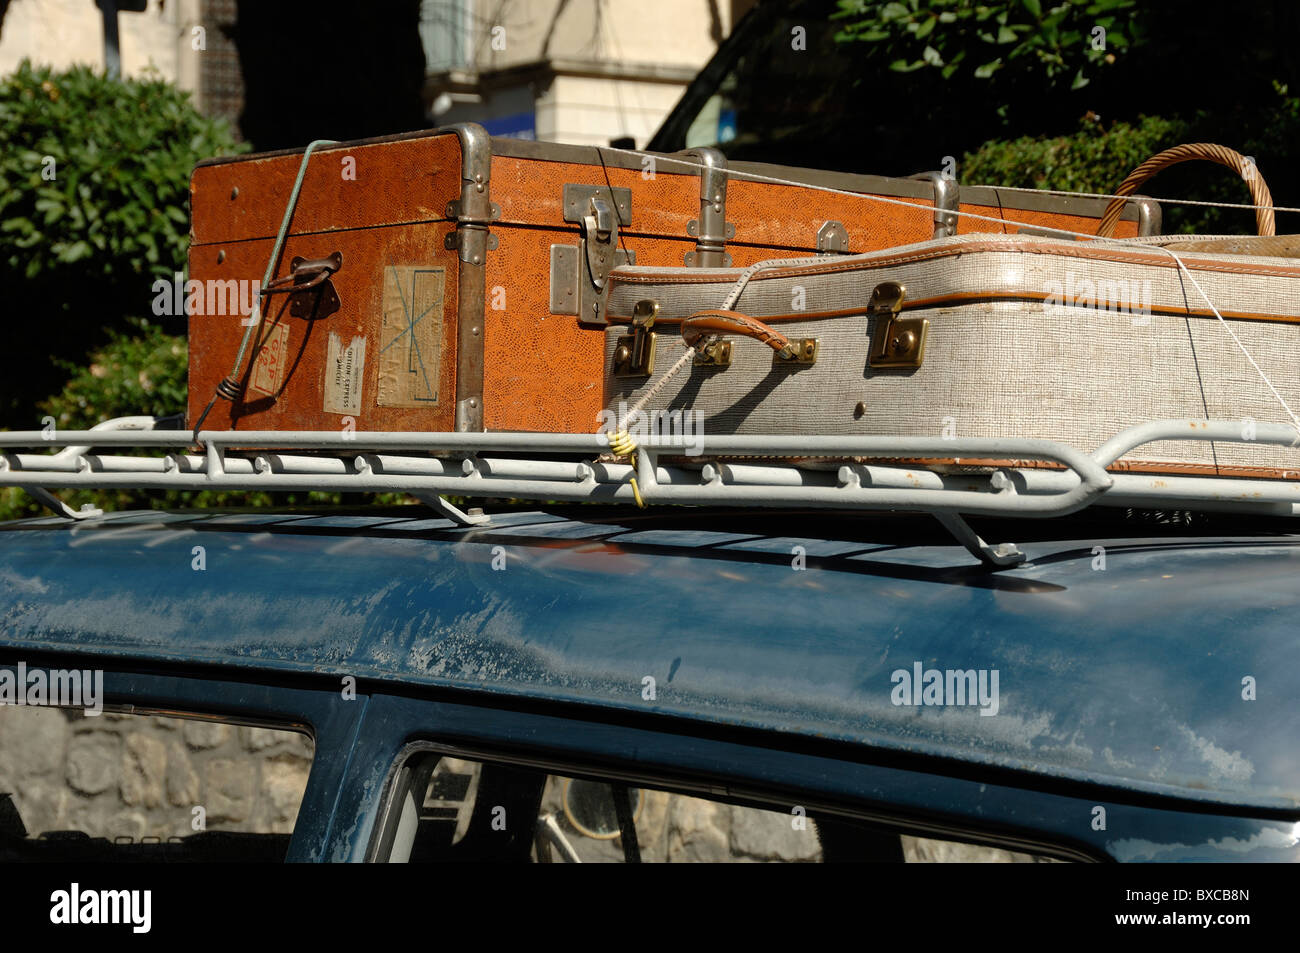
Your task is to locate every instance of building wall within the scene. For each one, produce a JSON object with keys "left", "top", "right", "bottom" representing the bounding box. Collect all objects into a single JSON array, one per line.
[
  {"left": 425, "top": 0, "right": 752, "bottom": 147},
  {"left": 1, "top": 0, "right": 751, "bottom": 148},
  {"left": 0, "top": 0, "right": 204, "bottom": 93},
  {"left": 538, "top": 73, "right": 697, "bottom": 147}
]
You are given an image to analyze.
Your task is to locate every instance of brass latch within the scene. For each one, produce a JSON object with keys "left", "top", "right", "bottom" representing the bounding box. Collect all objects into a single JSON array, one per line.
[
  {"left": 693, "top": 339, "right": 733, "bottom": 367},
  {"left": 775, "top": 338, "right": 819, "bottom": 365},
  {"left": 867, "top": 280, "right": 927, "bottom": 369},
  {"left": 613, "top": 299, "right": 658, "bottom": 376}
]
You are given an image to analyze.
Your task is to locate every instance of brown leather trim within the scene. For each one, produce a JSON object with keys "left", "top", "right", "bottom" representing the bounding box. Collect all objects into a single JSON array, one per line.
[
  {"left": 606, "top": 236, "right": 1300, "bottom": 287},
  {"left": 681, "top": 309, "right": 791, "bottom": 351},
  {"left": 608, "top": 289, "right": 1300, "bottom": 326},
  {"left": 654, "top": 453, "right": 1300, "bottom": 480}
]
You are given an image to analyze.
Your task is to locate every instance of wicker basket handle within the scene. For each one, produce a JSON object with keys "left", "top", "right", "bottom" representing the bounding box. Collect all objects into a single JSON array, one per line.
[{"left": 1097, "top": 143, "right": 1275, "bottom": 238}]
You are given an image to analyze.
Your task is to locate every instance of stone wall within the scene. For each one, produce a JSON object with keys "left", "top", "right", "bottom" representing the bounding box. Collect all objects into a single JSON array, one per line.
[{"left": 0, "top": 706, "right": 313, "bottom": 842}]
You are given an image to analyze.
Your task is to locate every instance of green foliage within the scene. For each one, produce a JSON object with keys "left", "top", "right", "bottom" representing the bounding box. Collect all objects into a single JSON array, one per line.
[
  {"left": 0, "top": 327, "right": 404, "bottom": 521},
  {"left": 961, "top": 113, "right": 1189, "bottom": 199},
  {"left": 42, "top": 324, "right": 189, "bottom": 424},
  {"left": 0, "top": 60, "right": 245, "bottom": 422},
  {"left": 961, "top": 88, "right": 1300, "bottom": 234},
  {"left": 833, "top": 0, "right": 1139, "bottom": 96}
]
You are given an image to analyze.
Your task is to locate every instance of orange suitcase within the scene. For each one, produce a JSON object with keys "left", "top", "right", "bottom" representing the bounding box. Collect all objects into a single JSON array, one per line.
[{"left": 186, "top": 124, "right": 1145, "bottom": 434}]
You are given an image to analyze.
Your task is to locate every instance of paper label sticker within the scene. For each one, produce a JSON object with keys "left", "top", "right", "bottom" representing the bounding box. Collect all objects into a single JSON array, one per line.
[
  {"left": 324, "top": 332, "right": 366, "bottom": 415},
  {"left": 248, "top": 322, "right": 290, "bottom": 397},
  {"left": 378, "top": 265, "right": 445, "bottom": 408}
]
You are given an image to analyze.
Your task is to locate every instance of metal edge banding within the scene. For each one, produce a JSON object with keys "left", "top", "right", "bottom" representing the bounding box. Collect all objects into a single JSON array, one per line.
[
  {"left": 959, "top": 184, "right": 1143, "bottom": 221},
  {"left": 195, "top": 131, "right": 1144, "bottom": 223},
  {"left": 441, "top": 122, "right": 491, "bottom": 433},
  {"left": 1135, "top": 196, "right": 1163, "bottom": 237},
  {"left": 683, "top": 147, "right": 732, "bottom": 267}
]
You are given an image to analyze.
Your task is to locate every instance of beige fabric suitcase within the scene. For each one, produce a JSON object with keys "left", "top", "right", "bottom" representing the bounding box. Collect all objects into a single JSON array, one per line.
[{"left": 602, "top": 233, "right": 1300, "bottom": 477}]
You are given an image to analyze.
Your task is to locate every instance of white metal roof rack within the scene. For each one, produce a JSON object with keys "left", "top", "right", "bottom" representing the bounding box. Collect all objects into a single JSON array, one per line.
[{"left": 2, "top": 416, "right": 1299, "bottom": 567}]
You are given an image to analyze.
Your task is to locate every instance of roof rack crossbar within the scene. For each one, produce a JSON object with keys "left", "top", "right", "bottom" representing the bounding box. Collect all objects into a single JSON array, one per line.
[{"left": 2, "top": 417, "right": 1297, "bottom": 567}]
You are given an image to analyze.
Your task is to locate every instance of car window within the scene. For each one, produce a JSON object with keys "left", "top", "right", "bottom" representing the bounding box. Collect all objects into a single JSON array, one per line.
[
  {"left": 0, "top": 704, "right": 314, "bottom": 862},
  {"left": 373, "top": 750, "right": 1061, "bottom": 863}
]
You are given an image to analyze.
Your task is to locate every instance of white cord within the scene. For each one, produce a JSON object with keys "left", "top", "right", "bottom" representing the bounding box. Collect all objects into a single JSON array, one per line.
[
  {"left": 949, "top": 182, "right": 1300, "bottom": 217},
  {"left": 1152, "top": 245, "right": 1300, "bottom": 432}
]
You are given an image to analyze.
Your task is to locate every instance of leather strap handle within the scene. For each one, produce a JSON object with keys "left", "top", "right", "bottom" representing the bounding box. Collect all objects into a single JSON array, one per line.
[{"left": 681, "top": 309, "right": 796, "bottom": 358}]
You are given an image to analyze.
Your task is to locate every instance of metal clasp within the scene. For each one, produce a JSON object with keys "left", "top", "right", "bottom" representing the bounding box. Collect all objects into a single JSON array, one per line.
[
  {"left": 613, "top": 299, "right": 658, "bottom": 377},
  {"left": 550, "top": 184, "right": 634, "bottom": 326},
  {"left": 867, "top": 280, "right": 928, "bottom": 369},
  {"left": 683, "top": 147, "right": 734, "bottom": 267}
]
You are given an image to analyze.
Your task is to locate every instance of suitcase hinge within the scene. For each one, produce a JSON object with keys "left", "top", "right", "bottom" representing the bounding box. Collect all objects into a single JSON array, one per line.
[
  {"left": 867, "top": 280, "right": 929, "bottom": 369},
  {"left": 550, "top": 184, "right": 635, "bottom": 326},
  {"left": 684, "top": 147, "right": 734, "bottom": 267},
  {"left": 443, "top": 192, "right": 501, "bottom": 265},
  {"left": 441, "top": 123, "right": 501, "bottom": 267}
]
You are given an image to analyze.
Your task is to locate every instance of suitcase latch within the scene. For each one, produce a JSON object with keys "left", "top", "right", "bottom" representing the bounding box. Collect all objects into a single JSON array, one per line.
[
  {"left": 613, "top": 299, "right": 658, "bottom": 377},
  {"left": 550, "top": 185, "right": 634, "bottom": 326},
  {"left": 867, "top": 280, "right": 928, "bottom": 369}
]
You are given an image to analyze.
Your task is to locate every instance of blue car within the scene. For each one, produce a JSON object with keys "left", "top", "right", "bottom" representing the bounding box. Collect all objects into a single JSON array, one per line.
[{"left": 0, "top": 414, "right": 1295, "bottom": 863}]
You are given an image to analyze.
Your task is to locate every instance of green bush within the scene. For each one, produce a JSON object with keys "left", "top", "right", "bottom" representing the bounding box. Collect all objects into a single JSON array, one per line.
[
  {"left": 960, "top": 94, "right": 1300, "bottom": 235},
  {"left": 0, "top": 60, "right": 245, "bottom": 423},
  {"left": 0, "top": 327, "right": 375, "bottom": 521}
]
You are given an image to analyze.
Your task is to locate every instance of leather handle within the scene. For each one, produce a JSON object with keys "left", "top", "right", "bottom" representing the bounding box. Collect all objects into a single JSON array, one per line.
[{"left": 681, "top": 309, "right": 795, "bottom": 356}]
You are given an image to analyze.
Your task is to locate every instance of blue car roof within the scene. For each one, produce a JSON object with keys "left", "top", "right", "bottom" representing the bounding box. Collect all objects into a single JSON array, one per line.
[{"left": 1, "top": 506, "right": 1297, "bottom": 812}]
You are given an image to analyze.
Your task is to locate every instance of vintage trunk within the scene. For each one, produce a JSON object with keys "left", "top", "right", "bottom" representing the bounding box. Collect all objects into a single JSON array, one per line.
[
  {"left": 186, "top": 124, "right": 1146, "bottom": 435},
  {"left": 601, "top": 233, "right": 1300, "bottom": 477}
]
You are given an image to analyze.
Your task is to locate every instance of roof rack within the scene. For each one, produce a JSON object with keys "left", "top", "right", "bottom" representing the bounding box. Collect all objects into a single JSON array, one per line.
[{"left": 2, "top": 417, "right": 1298, "bottom": 567}]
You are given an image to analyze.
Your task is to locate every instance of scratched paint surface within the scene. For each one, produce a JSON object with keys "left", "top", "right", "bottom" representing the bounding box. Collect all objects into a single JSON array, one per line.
[{"left": 0, "top": 509, "right": 1296, "bottom": 810}]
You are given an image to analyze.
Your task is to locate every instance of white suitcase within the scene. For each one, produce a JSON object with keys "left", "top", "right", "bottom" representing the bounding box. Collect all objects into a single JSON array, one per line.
[{"left": 601, "top": 233, "right": 1300, "bottom": 477}]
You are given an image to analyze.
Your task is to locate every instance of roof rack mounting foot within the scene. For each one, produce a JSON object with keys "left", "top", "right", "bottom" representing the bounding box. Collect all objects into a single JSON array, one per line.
[
  {"left": 26, "top": 487, "right": 103, "bottom": 521},
  {"left": 932, "top": 512, "right": 1025, "bottom": 568},
  {"left": 412, "top": 492, "right": 491, "bottom": 527}
]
